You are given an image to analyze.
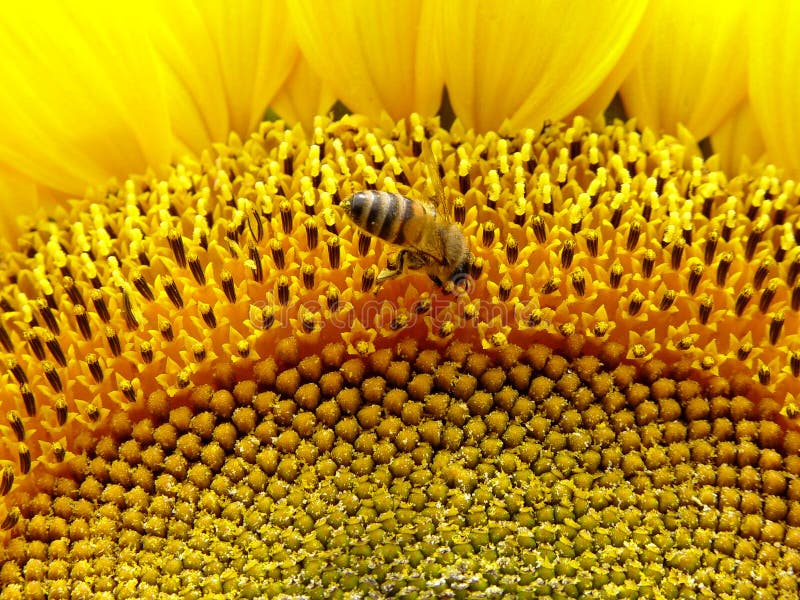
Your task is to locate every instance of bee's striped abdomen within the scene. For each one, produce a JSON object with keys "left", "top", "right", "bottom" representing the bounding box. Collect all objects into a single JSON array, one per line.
[{"left": 346, "top": 191, "right": 414, "bottom": 244}]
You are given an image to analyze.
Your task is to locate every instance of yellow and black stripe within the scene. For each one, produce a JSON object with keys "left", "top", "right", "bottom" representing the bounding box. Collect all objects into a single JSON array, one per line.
[{"left": 345, "top": 191, "right": 417, "bottom": 245}]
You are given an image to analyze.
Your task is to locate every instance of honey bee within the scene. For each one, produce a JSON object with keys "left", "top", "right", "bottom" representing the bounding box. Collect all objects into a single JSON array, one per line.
[{"left": 342, "top": 143, "right": 471, "bottom": 291}]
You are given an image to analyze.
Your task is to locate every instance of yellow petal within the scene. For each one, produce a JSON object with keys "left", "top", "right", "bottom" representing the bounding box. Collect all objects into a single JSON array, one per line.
[
  {"left": 709, "top": 101, "right": 766, "bottom": 175},
  {"left": 572, "top": 1, "right": 657, "bottom": 120},
  {"left": 749, "top": 2, "right": 800, "bottom": 175},
  {"left": 0, "top": 4, "right": 174, "bottom": 197},
  {"left": 437, "top": 0, "right": 648, "bottom": 132},
  {"left": 0, "top": 1, "right": 297, "bottom": 206},
  {"left": 191, "top": 0, "right": 298, "bottom": 136},
  {"left": 141, "top": 1, "right": 232, "bottom": 155},
  {"left": 270, "top": 55, "right": 338, "bottom": 129},
  {"left": 619, "top": 0, "right": 748, "bottom": 139},
  {"left": 0, "top": 167, "right": 63, "bottom": 239},
  {"left": 289, "top": 0, "right": 442, "bottom": 121}
]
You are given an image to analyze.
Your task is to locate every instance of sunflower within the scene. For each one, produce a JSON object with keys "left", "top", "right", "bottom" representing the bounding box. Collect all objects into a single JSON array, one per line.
[{"left": 0, "top": 3, "right": 799, "bottom": 599}]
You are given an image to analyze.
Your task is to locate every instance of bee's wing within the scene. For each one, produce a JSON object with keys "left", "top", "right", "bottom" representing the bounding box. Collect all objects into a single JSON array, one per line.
[{"left": 421, "top": 140, "right": 452, "bottom": 223}]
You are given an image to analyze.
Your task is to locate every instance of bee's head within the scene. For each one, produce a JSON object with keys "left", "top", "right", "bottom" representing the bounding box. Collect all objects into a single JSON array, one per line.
[
  {"left": 450, "top": 259, "right": 470, "bottom": 282},
  {"left": 445, "top": 255, "right": 474, "bottom": 295}
]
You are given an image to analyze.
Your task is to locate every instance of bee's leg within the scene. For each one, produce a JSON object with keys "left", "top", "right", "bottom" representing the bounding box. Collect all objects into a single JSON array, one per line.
[
  {"left": 375, "top": 266, "right": 402, "bottom": 287},
  {"left": 375, "top": 251, "right": 428, "bottom": 292},
  {"left": 374, "top": 250, "right": 408, "bottom": 292},
  {"left": 427, "top": 274, "right": 443, "bottom": 287}
]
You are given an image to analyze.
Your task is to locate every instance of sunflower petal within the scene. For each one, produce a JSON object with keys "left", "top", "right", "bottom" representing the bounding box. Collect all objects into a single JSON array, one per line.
[
  {"left": 144, "top": 0, "right": 298, "bottom": 153},
  {"left": 437, "top": 0, "right": 648, "bottom": 132},
  {"left": 710, "top": 101, "right": 766, "bottom": 175},
  {"left": 0, "top": 4, "right": 174, "bottom": 197},
  {"left": 0, "top": 1, "right": 297, "bottom": 206},
  {"left": 572, "top": 1, "right": 657, "bottom": 120},
  {"left": 619, "top": 0, "right": 748, "bottom": 139},
  {"left": 141, "top": 1, "right": 231, "bottom": 155},
  {"left": 749, "top": 2, "right": 800, "bottom": 175},
  {"left": 270, "top": 56, "right": 338, "bottom": 129},
  {"left": 289, "top": 0, "right": 443, "bottom": 121},
  {"left": 0, "top": 167, "right": 65, "bottom": 239},
  {"left": 193, "top": 1, "right": 298, "bottom": 136}
]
